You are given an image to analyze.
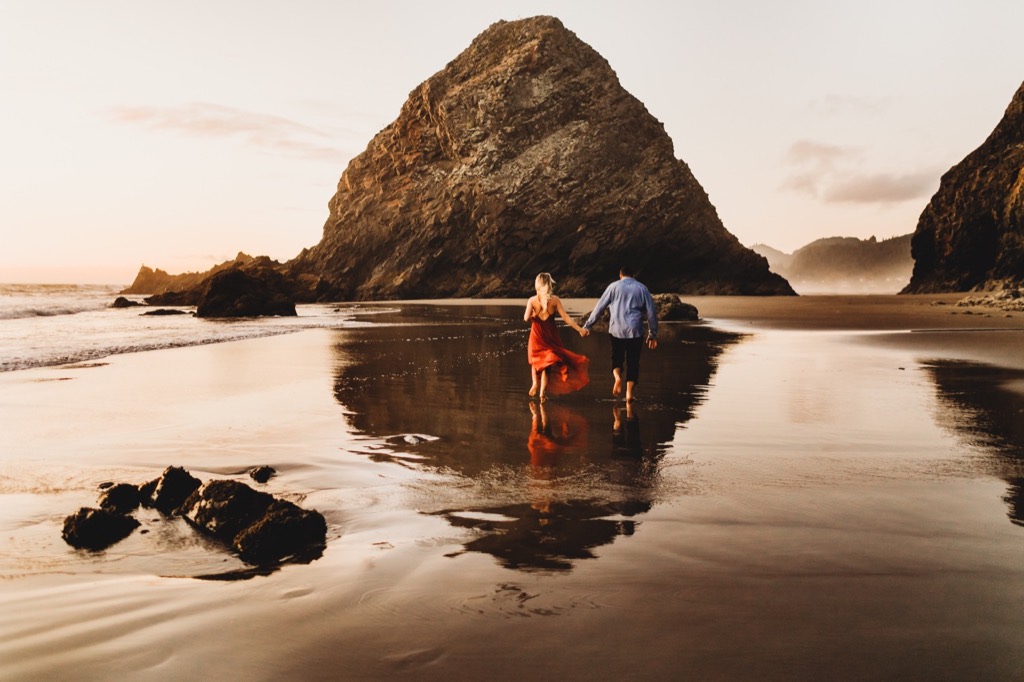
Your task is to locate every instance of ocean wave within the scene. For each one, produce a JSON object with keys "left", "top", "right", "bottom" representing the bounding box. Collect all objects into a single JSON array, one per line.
[
  {"left": 0, "top": 284, "right": 125, "bottom": 320},
  {"left": 0, "top": 303, "right": 404, "bottom": 373},
  {"left": 0, "top": 305, "right": 103, "bottom": 320}
]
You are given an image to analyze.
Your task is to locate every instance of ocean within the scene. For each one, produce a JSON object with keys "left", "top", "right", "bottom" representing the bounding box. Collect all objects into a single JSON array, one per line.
[{"left": 0, "top": 283, "right": 390, "bottom": 372}]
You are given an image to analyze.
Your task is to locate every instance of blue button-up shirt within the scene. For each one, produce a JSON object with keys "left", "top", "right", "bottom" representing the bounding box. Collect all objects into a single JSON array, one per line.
[{"left": 583, "top": 277, "right": 658, "bottom": 339}]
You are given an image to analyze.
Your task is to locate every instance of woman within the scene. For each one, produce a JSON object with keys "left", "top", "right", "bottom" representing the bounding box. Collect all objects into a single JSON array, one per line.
[{"left": 524, "top": 273, "right": 590, "bottom": 401}]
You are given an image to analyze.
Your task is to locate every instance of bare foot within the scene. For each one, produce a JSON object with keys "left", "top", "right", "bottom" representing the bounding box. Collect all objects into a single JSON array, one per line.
[
  {"left": 612, "top": 376, "right": 622, "bottom": 397},
  {"left": 529, "top": 384, "right": 538, "bottom": 398},
  {"left": 539, "top": 393, "right": 548, "bottom": 403}
]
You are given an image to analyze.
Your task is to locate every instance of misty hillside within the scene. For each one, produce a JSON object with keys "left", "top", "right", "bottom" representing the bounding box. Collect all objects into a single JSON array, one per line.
[{"left": 752, "top": 234, "right": 912, "bottom": 294}]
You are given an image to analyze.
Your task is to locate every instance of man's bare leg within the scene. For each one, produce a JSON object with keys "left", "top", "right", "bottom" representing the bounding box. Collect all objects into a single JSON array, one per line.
[
  {"left": 625, "top": 380, "right": 636, "bottom": 403},
  {"left": 612, "top": 368, "right": 623, "bottom": 398}
]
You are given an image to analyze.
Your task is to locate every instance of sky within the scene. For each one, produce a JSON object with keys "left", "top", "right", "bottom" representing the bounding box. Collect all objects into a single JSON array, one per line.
[{"left": 2, "top": 0, "right": 1022, "bottom": 284}]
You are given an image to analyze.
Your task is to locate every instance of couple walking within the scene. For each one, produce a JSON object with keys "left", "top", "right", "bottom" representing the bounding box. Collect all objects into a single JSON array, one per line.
[{"left": 525, "top": 267, "right": 659, "bottom": 403}]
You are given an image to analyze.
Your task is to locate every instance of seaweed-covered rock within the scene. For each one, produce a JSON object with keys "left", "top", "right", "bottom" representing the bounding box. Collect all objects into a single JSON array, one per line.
[
  {"left": 62, "top": 507, "right": 140, "bottom": 550},
  {"left": 98, "top": 482, "right": 142, "bottom": 515},
  {"left": 141, "top": 466, "right": 202, "bottom": 515}
]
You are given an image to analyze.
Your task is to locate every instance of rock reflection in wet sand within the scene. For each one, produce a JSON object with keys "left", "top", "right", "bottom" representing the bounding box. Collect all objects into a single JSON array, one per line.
[{"left": 924, "top": 359, "right": 1024, "bottom": 526}]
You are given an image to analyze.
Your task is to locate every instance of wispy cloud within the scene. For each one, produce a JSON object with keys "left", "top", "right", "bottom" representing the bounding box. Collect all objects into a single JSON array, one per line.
[
  {"left": 824, "top": 172, "right": 937, "bottom": 203},
  {"left": 108, "top": 102, "right": 347, "bottom": 161},
  {"left": 782, "top": 138, "right": 938, "bottom": 205}
]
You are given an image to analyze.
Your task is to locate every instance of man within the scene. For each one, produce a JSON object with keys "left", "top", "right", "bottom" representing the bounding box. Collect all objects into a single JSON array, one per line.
[{"left": 583, "top": 266, "right": 658, "bottom": 402}]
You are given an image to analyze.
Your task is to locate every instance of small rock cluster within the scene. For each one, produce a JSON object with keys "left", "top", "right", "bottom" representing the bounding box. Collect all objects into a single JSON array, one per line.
[
  {"left": 62, "top": 465, "right": 326, "bottom": 566},
  {"left": 956, "top": 287, "right": 1024, "bottom": 312}
]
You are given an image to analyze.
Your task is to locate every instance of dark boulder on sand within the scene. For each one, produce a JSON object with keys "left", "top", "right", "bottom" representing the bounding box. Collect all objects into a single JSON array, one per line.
[
  {"left": 195, "top": 266, "right": 297, "bottom": 318},
  {"left": 233, "top": 499, "right": 328, "bottom": 565},
  {"left": 248, "top": 465, "right": 276, "bottom": 484},
  {"left": 98, "top": 482, "right": 142, "bottom": 515},
  {"left": 62, "top": 467, "right": 326, "bottom": 567},
  {"left": 140, "top": 466, "right": 203, "bottom": 515},
  {"left": 110, "top": 296, "right": 143, "bottom": 308},
  {"left": 180, "top": 479, "right": 327, "bottom": 564},
  {"left": 653, "top": 293, "right": 700, "bottom": 322},
  {"left": 62, "top": 507, "right": 140, "bottom": 550},
  {"left": 580, "top": 293, "right": 698, "bottom": 332},
  {"left": 141, "top": 308, "right": 189, "bottom": 316}
]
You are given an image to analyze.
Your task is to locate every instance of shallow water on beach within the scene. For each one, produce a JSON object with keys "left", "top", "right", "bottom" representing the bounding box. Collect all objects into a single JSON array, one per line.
[{"left": 1, "top": 300, "right": 1023, "bottom": 680}]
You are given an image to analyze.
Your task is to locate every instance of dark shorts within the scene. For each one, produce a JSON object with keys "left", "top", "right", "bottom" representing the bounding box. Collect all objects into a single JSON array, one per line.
[{"left": 610, "top": 336, "right": 644, "bottom": 383}]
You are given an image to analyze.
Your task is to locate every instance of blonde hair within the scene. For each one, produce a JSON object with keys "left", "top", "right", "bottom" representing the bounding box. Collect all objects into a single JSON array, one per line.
[{"left": 534, "top": 273, "right": 555, "bottom": 310}]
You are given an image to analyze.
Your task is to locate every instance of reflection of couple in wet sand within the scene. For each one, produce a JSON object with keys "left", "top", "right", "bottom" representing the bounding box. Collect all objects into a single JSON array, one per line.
[{"left": 525, "top": 267, "right": 659, "bottom": 403}]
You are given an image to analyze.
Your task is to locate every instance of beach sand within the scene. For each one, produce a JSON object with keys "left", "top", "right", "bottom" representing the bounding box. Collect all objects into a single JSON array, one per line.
[{"left": 1, "top": 295, "right": 1023, "bottom": 680}]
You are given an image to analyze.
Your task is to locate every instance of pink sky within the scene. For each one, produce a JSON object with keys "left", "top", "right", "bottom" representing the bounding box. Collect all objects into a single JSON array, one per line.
[{"left": 2, "top": 0, "right": 1021, "bottom": 284}]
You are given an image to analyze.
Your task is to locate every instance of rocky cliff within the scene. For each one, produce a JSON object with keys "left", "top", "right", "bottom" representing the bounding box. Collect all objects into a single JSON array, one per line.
[
  {"left": 291, "top": 16, "right": 793, "bottom": 298},
  {"left": 903, "top": 81, "right": 1024, "bottom": 293}
]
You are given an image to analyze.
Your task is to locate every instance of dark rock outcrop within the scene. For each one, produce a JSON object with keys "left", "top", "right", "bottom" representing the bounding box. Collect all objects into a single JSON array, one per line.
[
  {"left": 180, "top": 480, "right": 327, "bottom": 564},
  {"left": 142, "top": 257, "right": 313, "bottom": 316},
  {"left": 248, "top": 465, "right": 276, "bottom": 484},
  {"left": 62, "top": 507, "right": 140, "bottom": 550},
  {"left": 110, "top": 296, "right": 143, "bottom": 308},
  {"left": 140, "top": 466, "right": 202, "bottom": 515},
  {"left": 903, "top": 81, "right": 1024, "bottom": 293},
  {"left": 141, "top": 308, "right": 189, "bottom": 316},
  {"left": 98, "top": 482, "right": 142, "bottom": 515},
  {"left": 290, "top": 16, "right": 793, "bottom": 299},
  {"left": 194, "top": 266, "right": 297, "bottom": 318},
  {"left": 653, "top": 293, "right": 700, "bottom": 322},
  {"left": 62, "top": 466, "right": 326, "bottom": 568}
]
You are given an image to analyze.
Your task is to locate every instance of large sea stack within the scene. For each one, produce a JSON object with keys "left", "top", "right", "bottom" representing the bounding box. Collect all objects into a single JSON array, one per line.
[
  {"left": 291, "top": 16, "right": 793, "bottom": 298},
  {"left": 903, "top": 81, "right": 1024, "bottom": 293}
]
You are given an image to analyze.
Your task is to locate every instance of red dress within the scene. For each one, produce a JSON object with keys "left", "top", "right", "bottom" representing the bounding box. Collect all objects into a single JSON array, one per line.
[{"left": 528, "top": 315, "right": 590, "bottom": 395}]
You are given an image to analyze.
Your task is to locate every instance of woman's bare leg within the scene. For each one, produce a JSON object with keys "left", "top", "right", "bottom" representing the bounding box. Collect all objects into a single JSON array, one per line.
[
  {"left": 539, "top": 368, "right": 549, "bottom": 402},
  {"left": 529, "top": 367, "right": 539, "bottom": 397}
]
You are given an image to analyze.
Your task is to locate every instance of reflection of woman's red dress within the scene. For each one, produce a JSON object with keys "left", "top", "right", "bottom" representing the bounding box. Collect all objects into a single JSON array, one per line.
[{"left": 528, "top": 316, "right": 590, "bottom": 395}]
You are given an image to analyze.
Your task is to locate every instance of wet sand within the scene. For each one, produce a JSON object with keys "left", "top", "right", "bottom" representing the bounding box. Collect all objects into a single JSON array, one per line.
[{"left": 2, "top": 296, "right": 1024, "bottom": 680}]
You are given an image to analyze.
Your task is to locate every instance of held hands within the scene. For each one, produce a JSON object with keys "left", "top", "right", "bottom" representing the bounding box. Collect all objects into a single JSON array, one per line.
[
  {"left": 578, "top": 327, "right": 590, "bottom": 337},
  {"left": 646, "top": 337, "right": 657, "bottom": 350}
]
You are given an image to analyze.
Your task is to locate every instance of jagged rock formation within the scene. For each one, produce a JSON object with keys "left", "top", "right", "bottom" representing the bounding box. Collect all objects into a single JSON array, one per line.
[
  {"left": 141, "top": 256, "right": 320, "bottom": 315},
  {"left": 903, "top": 81, "right": 1024, "bottom": 293},
  {"left": 291, "top": 16, "right": 793, "bottom": 298},
  {"left": 753, "top": 234, "right": 912, "bottom": 293},
  {"left": 122, "top": 253, "right": 257, "bottom": 295}
]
